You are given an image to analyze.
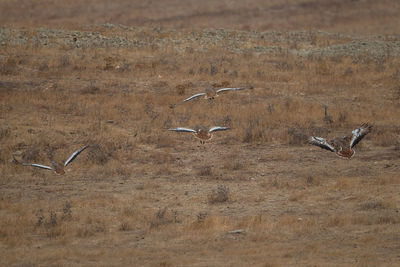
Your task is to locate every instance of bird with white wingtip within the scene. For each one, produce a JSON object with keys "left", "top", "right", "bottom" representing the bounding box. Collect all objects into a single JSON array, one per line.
[
  {"left": 23, "top": 145, "right": 88, "bottom": 175},
  {"left": 309, "top": 123, "right": 372, "bottom": 159},
  {"left": 168, "top": 127, "right": 230, "bottom": 144},
  {"left": 172, "top": 87, "right": 244, "bottom": 107}
]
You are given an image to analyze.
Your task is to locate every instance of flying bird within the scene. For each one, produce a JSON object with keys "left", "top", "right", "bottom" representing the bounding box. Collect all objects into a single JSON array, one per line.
[
  {"left": 23, "top": 145, "right": 88, "bottom": 175},
  {"left": 168, "top": 127, "right": 230, "bottom": 144},
  {"left": 309, "top": 123, "right": 372, "bottom": 159},
  {"left": 172, "top": 87, "right": 244, "bottom": 107}
]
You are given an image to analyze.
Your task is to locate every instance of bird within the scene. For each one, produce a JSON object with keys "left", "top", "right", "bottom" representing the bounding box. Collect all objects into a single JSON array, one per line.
[
  {"left": 23, "top": 145, "right": 88, "bottom": 175},
  {"left": 309, "top": 123, "right": 372, "bottom": 159},
  {"left": 168, "top": 127, "right": 230, "bottom": 144},
  {"left": 172, "top": 87, "right": 244, "bottom": 107}
]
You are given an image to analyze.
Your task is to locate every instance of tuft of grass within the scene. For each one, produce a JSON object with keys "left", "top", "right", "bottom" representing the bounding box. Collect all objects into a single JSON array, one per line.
[
  {"left": 87, "top": 144, "right": 110, "bottom": 165},
  {"left": 222, "top": 157, "right": 244, "bottom": 171},
  {"left": 0, "top": 57, "right": 17, "bottom": 75},
  {"left": 119, "top": 222, "right": 132, "bottom": 231},
  {"left": 198, "top": 165, "right": 212, "bottom": 176},
  {"left": 175, "top": 82, "right": 193, "bottom": 95},
  {"left": 22, "top": 145, "right": 41, "bottom": 162},
  {"left": 150, "top": 207, "right": 180, "bottom": 229},
  {"left": 61, "top": 202, "right": 72, "bottom": 221},
  {"left": 304, "top": 175, "right": 321, "bottom": 186},
  {"left": 208, "top": 185, "right": 230, "bottom": 204},
  {"left": 326, "top": 215, "right": 348, "bottom": 227},
  {"left": 0, "top": 125, "right": 11, "bottom": 140},
  {"left": 287, "top": 126, "right": 309, "bottom": 146}
]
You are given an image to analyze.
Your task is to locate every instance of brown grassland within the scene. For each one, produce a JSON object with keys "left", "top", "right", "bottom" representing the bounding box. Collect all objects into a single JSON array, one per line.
[{"left": 1, "top": 1, "right": 400, "bottom": 266}]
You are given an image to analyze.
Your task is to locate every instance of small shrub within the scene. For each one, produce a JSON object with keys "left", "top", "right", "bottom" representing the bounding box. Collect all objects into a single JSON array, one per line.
[
  {"left": 35, "top": 211, "right": 44, "bottom": 227},
  {"left": 38, "top": 62, "right": 49, "bottom": 72},
  {"left": 104, "top": 56, "right": 115, "bottom": 70},
  {"left": 135, "top": 184, "right": 144, "bottom": 190},
  {"left": 175, "top": 82, "right": 193, "bottom": 95},
  {"left": 305, "top": 175, "right": 321, "bottom": 186},
  {"left": 23, "top": 146, "right": 40, "bottom": 162},
  {"left": 76, "top": 227, "right": 95, "bottom": 238},
  {"left": 59, "top": 55, "right": 70, "bottom": 68},
  {"left": 375, "top": 130, "right": 398, "bottom": 147},
  {"left": 337, "top": 111, "right": 347, "bottom": 126},
  {"left": 223, "top": 160, "right": 244, "bottom": 171},
  {"left": 47, "top": 211, "right": 57, "bottom": 227},
  {"left": 0, "top": 125, "right": 10, "bottom": 139},
  {"left": 196, "top": 212, "right": 208, "bottom": 223},
  {"left": 152, "top": 80, "right": 169, "bottom": 90},
  {"left": 208, "top": 185, "right": 230, "bottom": 204},
  {"left": 218, "top": 115, "right": 232, "bottom": 128},
  {"left": 150, "top": 207, "right": 178, "bottom": 229},
  {"left": 210, "top": 64, "right": 218, "bottom": 75},
  {"left": 87, "top": 144, "right": 109, "bottom": 165},
  {"left": 287, "top": 127, "right": 308, "bottom": 145},
  {"left": 81, "top": 83, "right": 100, "bottom": 94},
  {"left": 360, "top": 200, "right": 385, "bottom": 210},
  {"left": 212, "top": 81, "right": 230, "bottom": 88},
  {"left": 119, "top": 222, "right": 132, "bottom": 231},
  {"left": 0, "top": 57, "right": 17, "bottom": 75},
  {"left": 61, "top": 202, "right": 72, "bottom": 221},
  {"left": 242, "top": 126, "right": 253, "bottom": 143},
  {"left": 198, "top": 165, "right": 212, "bottom": 176}
]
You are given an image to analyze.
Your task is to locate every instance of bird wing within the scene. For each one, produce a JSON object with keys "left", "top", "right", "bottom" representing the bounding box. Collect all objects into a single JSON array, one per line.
[
  {"left": 64, "top": 145, "right": 88, "bottom": 167},
  {"left": 181, "top": 93, "right": 206, "bottom": 103},
  {"left": 216, "top": 87, "right": 244, "bottom": 93},
  {"left": 23, "top": 163, "right": 53, "bottom": 170},
  {"left": 350, "top": 123, "right": 373, "bottom": 148},
  {"left": 209, "top": 126, "right": 230, "bottom": 133},
  {"left": 309, "top": 136, "right": 335, "bottom": 152},
  {"left": 168, "top": 127, "right": 196, "bottom": 133}
]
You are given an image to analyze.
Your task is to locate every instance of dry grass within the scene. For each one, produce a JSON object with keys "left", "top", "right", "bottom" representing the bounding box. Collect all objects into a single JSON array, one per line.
[
  {"left": 208, "top": 185, "right": 230, "bottom": 204},
  {"left": 1, "top": 3, "right": 400, "bottom": 265},
  {"left": 1, "top": 0, "right": 400, "bottom": 36}
]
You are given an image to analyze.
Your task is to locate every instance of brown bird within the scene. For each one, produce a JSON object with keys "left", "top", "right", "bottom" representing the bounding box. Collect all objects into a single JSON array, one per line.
[
  {"left": 309, "top": 123, "right": 372, "bottom": 159},
  {"left": 23, "top": 145, "right": 88, "bottom": 175},
  {"left": 172, "top": 87, "right": 244, "bottom": 107},
  {"left": 168, "top": 127, "right": 230, "bottom": 144}
]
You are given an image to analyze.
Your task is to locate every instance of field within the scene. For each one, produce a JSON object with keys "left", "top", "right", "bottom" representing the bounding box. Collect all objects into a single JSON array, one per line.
[{"left": 1, "top": 1, "right": 400, "bottom": 266}]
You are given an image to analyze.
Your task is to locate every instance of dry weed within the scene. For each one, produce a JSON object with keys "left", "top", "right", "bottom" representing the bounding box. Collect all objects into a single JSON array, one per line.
[
  {"left": 150, "top": 207, "right": 180, "bottom": 229},
  {"left": 198, "top": 165, "right": 213, "bottom": 177},
  {"left": 208, "top": 185, "right": 230, "bottom": 204},
  {"left": 304, "top": 175, "right": 321, "bottom": 186},
  {"left": 1, "top": 20, "right": 400, "bottom": 266}
]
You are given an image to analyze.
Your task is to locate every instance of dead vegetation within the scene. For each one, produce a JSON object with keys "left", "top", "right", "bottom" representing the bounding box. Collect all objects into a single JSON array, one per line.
[
  {"left": 208, "top": 185, "right": 230, "bottom": 204},
  {"left": 1, "top": 3, "right": 400, "bottom": 265},
  {"left": 1, "top": 0, "right": 400, "bottom": 36}
]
